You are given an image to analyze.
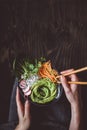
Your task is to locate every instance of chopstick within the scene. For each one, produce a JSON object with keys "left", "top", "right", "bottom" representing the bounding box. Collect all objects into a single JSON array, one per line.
[
  {"left": 57, "top": 81, "right": 87, "bottom": 85},
  {"left": 57, "top": 66, "right": 87, "bottom": 78},
  {"left": 56, "top": 66, "right": 87, "bottom": 85}
]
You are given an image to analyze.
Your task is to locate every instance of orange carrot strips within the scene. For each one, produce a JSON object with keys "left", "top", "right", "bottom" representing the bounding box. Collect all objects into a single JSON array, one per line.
[{"left": 38, "top": 61, "right": 59, "bottom": 83}]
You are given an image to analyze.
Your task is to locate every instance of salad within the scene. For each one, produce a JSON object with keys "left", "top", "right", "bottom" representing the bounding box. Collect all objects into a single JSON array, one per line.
[{"left": 14, "top": 58, "right": 60, "bottom": 104}]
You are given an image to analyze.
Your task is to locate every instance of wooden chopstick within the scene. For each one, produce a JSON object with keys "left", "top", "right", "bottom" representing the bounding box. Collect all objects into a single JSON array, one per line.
[
  {"left": 57, "top": 81, "right": 87, "bottom": 85},
  {"left": 56, "top": 66, "right": 87, "bottom": 85},
  {"left": 57, "top": 66, "right": 87, "bottom": 78}
]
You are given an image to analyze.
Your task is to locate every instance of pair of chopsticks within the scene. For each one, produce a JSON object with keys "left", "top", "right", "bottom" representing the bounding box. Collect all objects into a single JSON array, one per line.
[{"left": 56, "top": 66, "right": 87, "bottom": 85}]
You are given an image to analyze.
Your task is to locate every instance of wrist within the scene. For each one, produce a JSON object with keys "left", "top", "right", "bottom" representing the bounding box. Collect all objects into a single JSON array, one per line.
[
  {"left": 71, "top": 101, "right": 79, "bottom": 109},
  {"left": 71, "top": 94, "right": 80, "bottom": 110},
  {"left": 15, "top": 124, "right": 27, "bottom": 130},
  {"left": 71, "top": 102, "right": 80, "bottom": 117},
  {"left": 70, "top": 102, "right": 81, "bottom": 129},
  {"left": 15, "top": 124, "right": 20, "bottom": 130}
]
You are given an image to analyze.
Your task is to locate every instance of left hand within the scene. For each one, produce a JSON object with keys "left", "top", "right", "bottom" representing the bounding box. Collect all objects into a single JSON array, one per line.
[{"left": 15, "top": 87, "right": 31, "bottom": 130}]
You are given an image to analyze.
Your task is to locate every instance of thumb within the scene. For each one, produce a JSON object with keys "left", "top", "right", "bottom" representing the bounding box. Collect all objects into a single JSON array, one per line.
[
  {"left": 16, "top": 87, "right": 24, "bottom": 120},
  {"left": 25, "top": 100, "right": 30, "bottom": 118},
  {"left": 60, "top": 75, "right": 70, "bottom": 94}
]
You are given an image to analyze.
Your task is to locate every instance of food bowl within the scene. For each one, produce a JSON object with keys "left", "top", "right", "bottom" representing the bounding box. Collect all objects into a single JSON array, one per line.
[{"left": 16, "top": 58, "right": 63, "bottom": 106}]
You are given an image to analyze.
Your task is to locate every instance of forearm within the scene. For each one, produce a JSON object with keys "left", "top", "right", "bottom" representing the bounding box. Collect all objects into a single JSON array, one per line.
[
  {"left": 69, "top": 102, "right": 81, "bottom": 130},
  {"left": 15, "top": 125, "right": 29, "bottom": 130},
  {"left": 15, "top": 124, "right": 24, "bottom": 130},
  {"left": 15, "top": 123, "right": 30, "bottom": 130}
]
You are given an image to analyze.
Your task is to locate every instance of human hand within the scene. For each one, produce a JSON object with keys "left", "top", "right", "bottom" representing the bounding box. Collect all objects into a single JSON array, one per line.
[
  {"left": 60, "top": 69, "right": 79, "bottom": 107},
  {"left": 60, "top": 69, "right": 81, "bottom": 130},
  {"left": 15, "top": 87, "right": 31, "bottom": 130}
]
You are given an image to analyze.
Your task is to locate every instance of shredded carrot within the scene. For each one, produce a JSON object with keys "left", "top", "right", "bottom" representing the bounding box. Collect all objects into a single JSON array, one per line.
[{"left": 38, "top": 61, "right": 59, "bottom": 83}]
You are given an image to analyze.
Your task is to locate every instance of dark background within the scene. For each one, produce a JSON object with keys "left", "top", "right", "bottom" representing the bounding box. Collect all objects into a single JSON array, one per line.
[{"left": 0, "top": 0, "right": 87, "bottom": 129}]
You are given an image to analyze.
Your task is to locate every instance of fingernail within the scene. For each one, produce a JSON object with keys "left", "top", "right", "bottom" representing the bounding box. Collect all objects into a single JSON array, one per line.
[{"left": 60, "top": 71, "right": 63, "bottom": 74}]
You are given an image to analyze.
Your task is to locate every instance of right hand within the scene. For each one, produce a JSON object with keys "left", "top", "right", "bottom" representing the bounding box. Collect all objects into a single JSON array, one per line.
[
  {"left": 15, "top": 87, "right": 31, "bottom": 130},
  {"left": 60, "top": 69, "right": 81, "bottom": 130},
  {"left": 60, "top": 69, "right": 79, "bottom": 106}
]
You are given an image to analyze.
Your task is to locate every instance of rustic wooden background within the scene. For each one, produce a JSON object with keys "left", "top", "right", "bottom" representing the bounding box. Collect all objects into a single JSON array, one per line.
[{"left": 0, "top": 0, "right": 87, "bottom": 129}]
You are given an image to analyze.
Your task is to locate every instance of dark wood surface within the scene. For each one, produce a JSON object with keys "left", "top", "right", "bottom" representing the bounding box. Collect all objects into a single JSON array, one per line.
[{"left": 0, "top": 0, "right": 87, "bottom": 129}]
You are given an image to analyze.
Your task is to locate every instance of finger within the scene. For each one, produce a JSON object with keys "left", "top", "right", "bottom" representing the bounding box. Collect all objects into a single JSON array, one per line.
[
  {"left": 61, "top": 69, "right": 78, "bottom": 85},
  {"left": 69, "top": 73, "right": 78, "bottom": 82},
  {"left": 60, "top": 76, "right": 71, "bottom": 94},
  {"left": 25, "top": 100, "right": 30, "bottom": 119},
  {"left": 60, "top": 69, "right": 74, "bottom": 74},
  {"left": 68, "top": 74, "right": 78, "bottom": 91},
  {"left": 16, "top": 87, "right": 24, "bottom": 120},
  {"left": 16, "top": 87, "right": 22, "bottom": 107}
]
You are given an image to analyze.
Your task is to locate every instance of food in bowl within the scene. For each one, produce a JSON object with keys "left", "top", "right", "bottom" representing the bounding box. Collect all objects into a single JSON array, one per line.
[{"left": 14, "top": 58, "right": 62, "bottom": 105}]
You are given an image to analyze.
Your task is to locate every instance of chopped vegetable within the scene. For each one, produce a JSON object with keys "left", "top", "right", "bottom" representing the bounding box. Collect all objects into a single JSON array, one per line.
[
  {"left": 38, "top": 61, "right": 59, "bottom": 83},
  {"left": 30, "top": 78, "right": 57, "bottom": 104}
]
